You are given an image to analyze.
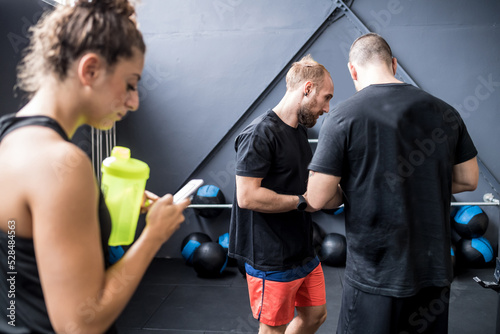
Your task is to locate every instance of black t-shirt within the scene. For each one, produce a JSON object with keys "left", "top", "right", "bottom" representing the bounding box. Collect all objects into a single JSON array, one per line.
[
  {"left": 309, "top": 84, "right": 477, "bottom": 297},
  {"left": 228, "top": 110, "right": 315, "bottom": 271},
  {"left": 0, "top": 114, "right": 116, "bottom": 333}
]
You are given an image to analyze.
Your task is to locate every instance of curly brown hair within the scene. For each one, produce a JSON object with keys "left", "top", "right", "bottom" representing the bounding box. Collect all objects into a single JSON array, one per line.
[{"left": 16, "top": 0, "right": 146, "bottom": 99}]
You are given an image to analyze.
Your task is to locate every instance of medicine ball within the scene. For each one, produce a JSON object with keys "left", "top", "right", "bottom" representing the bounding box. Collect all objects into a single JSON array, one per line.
[
  {"left": 312, "top": 222, "right": 326, "bottom": 255},
  {"left": 451, "top": 245, "right": 456, "bottom": 275},
  {"left": 218, "top": 232, "right": 237, "bottom": 267},
  {"left": 192, "top": 242, "right": 228, "bottom": 278},
  {"left": 450, "top": 205, "right": 459, "bottom": 219},
  {"left": 457, "top": 237, "right": 494, "bottom": 268},
  {"left": 322, "top": 207, "right": 344, "bottom": 215},
  {"left": 453, "top": 205, "right": 489, "bottom": 239},
  {"left": 450, "top": 225, "right": 462, "bottom": 245},
  {"left": 109, "top": 246, "right": 125, "bottom": 265},
  {"left": 181, "top": 232, "right": 212, "bottom": 265},
  {"left": 237, "top": 259, "right": 246, "bottom": 278},
  {"left": 320, "top": 233, "right": 347, "bottom": 267},
  {"left": 192, "top": 185, "right": 226, "bottom": 218}
]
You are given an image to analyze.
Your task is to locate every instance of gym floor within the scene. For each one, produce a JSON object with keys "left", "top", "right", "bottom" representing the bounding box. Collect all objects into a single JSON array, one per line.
[{"left": 116, "top": 258, "right": 498, "bottom": 334}]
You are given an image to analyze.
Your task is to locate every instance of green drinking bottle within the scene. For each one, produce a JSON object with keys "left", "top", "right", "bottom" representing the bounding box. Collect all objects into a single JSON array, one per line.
[{"left": 101, "top": 146, "right": 150, "bottom": 246}]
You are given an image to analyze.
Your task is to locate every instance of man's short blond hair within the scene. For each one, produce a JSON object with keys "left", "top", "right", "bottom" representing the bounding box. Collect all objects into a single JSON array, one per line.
[{"left": 286, "top": 54, "right": 330, "bottom": 91}]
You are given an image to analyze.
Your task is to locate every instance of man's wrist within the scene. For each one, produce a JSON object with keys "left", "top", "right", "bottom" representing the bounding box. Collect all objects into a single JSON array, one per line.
[{"left": 297, "top": 195, "right": 307, "bottom": 211}]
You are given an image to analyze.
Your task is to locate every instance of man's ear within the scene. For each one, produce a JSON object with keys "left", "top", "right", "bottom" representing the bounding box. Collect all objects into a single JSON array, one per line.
[
  {"left": 347, "top": 62, "right": 357, "bottom": 81},
  {"left": 303, "top": 80, "right": 313, "bottom": 97},
  {"left": 391, "top": 57, "right": 398, "bottom": 76},
  {"left": 78, "top": 53, "right": 102, "bottom": 86}
]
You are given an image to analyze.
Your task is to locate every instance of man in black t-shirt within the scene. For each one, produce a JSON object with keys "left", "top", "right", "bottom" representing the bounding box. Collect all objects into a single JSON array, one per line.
[
  {"left": 307, "top": 33, "right": 479, "bottom": 333},
  {"left": 229, "top": 55, "right": 339, "bottom": 334}
]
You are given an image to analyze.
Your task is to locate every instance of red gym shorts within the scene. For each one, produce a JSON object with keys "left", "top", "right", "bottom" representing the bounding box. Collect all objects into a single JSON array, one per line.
[{"left": 245, "top": 257, "right": 326, "bottom": 327}]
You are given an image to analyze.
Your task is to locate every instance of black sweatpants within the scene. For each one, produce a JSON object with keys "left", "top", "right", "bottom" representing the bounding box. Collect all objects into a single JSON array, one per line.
[{"left": 337, "top": 282, "right": 450, "bottom": 334}]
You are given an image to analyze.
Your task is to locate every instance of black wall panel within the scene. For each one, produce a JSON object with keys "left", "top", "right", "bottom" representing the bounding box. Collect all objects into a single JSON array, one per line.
[{"left": 117, "top": 0, "right": 338, "bottom": 195}]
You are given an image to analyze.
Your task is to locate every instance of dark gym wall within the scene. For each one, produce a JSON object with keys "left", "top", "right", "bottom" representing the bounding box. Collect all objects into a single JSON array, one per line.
[
  {"left": 0, "top": 0, "right": 94, "bottom": 155},
  {"left": 0, "top": 0, "right": 50, "bottom": 114},
  {"left": 1, "top": 0, "right": 499, "bottom": 258},
  {"left": 120, "top": 0, "right": 500, "bottom": 257}
]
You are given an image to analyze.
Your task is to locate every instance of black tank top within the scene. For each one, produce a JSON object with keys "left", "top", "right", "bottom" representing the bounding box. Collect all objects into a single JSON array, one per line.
[{"left": 0, "top": 114, "right": 116, "bottom": 333}]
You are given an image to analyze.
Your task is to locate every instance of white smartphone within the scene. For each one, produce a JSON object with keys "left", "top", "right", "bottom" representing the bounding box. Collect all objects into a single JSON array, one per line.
[{"left": 173, "top": 179, "right": 204, "bottom": 204}]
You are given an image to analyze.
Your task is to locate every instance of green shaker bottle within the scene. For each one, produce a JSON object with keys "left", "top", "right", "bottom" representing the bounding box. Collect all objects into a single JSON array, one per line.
[{"left": 101, "top": 146, "right": 150, "bottom": 246}]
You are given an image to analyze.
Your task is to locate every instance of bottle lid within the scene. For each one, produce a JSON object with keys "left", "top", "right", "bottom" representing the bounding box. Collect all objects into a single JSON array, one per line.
[{"left": 102, "top": 146, "right": 150, "bottom": 180}]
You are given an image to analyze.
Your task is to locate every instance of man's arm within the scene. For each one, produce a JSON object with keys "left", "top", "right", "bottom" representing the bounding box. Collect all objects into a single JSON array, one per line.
[
  {"left": 452, "top": 157, "right": 479, "bottom": 194},
  {"left": 306, "top": 170, "right": 343, "bottom": 211},
  {"left": 236, "top": 175, "right": 300, "bottom": 213}
]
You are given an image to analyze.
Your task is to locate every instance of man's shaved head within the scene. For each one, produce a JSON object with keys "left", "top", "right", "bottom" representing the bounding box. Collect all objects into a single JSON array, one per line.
[{"left": 349, "top": 33, "right": 393, "bottom": 67}]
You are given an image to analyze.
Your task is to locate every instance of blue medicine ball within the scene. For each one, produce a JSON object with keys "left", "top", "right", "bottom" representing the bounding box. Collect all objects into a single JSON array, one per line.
[
  {"left": 457, "top": 237, "right": 494, "bottom": 268},
  {"left": 109, "top": 246, "right": 125, "bottom": 265},
  {"left": 218, "top": 232, "right": 229, "bottom": 249},
  {"left": 218, "top": 232, "right": 237, "bottom": 267},
  {"left": 192, "top": 185, "right": 226, "bottom": 218},
  {"left": 451, "top": 245, "right": 457, "bottom": 275},
  {"left": 453, "top": 205, "right": 489, "bottom": 239},
  {"left": 181, "top": 232, "right": 212, "bottom": 265}
]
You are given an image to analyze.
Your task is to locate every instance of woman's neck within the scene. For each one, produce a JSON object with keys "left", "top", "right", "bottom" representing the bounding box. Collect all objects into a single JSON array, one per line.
[{"left": 17, "top": 84, "right": 86, "bottom": 139}]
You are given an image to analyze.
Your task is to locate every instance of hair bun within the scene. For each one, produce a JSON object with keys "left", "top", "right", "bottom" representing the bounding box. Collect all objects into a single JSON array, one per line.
[{"left": 76, "top": 0, "right": 136, "bottom": 18}]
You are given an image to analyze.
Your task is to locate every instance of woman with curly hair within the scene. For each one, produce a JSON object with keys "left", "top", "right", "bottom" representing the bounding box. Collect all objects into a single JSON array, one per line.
[{"left": 0, "top": 1, "right": 189, "bottom": 333}]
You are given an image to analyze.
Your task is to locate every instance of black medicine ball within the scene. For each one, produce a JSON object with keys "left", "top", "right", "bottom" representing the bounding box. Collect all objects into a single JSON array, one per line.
[
  {"left": 218, "top": 232, "right": 237, "bottom": 267},
  {"left": 192, "top": 185, "right": 226, "bottom": 218},
  {"left": 457, "top": 237, "right": 494, "bottom": 268},
  {"left": 237, "top": 258, "right": 247, "bottom": 278},
  {"left": 312, "top": 222, "right": 326, "bottom": 254},
  {"left": 320, "top": 233, "right": 347, "bottom": 267},
  {"left": 180, "top": 232, "right": 212, "bottom": 264},
  {"left": 192, "top": 242, "right": 228, "bottom": 277},
  {"left": 450, "top": 225, "right": 462, "bottom": 245},
  {"left": 451, "top": 245, "right": 457, "bottom": 275},
  {"left": 453, "top": 205, "right": 489, "bottom": 239}
]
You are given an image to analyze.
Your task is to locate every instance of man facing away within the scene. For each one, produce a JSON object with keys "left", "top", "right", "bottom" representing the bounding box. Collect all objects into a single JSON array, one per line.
[
  {"left": 307, "top": 33, "right": 479, "bottom": 333},
  {"left": 229, "top": 54, "right": 339, "bottom": 334}
]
